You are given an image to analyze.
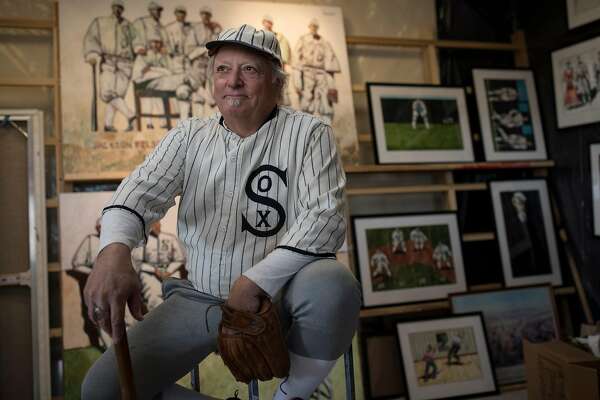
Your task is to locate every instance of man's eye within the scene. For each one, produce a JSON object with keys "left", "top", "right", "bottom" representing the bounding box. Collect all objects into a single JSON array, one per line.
[
  {"left": 244, "top": 65, "right": 257, "bottom": 72},
  {"left": 215, "top": 65, "right": 228, "bottom": 72}
]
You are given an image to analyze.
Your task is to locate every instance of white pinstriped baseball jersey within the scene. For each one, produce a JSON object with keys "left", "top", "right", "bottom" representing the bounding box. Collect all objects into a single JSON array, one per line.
[{"left": 100, "top": 106, "right": 347, "bottom": 299}]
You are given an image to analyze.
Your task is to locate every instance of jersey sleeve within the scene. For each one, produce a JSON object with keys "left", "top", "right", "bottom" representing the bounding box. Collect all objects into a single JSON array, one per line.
[{"left": 99, "top": 121, "right": 190, "bottom": 252}]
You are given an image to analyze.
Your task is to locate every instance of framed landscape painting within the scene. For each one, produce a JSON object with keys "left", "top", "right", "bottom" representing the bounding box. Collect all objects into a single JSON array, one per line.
[
  {"left": 367, "top": 83, "right": 474, "bottom": 164},
  {"left": 396, "top": 314, "right": 498, "bottom": 400},
  {"left": 450, "top": 285, "right": 559, "bottom": 385},
  {"left": 490, "top": 180, "right": 562, "bottom": 287},
  {"left": 352, "top": 213, "right": 467, "bottom": 307},
  {"left": 472, "top": 69, "right": 547, "bottom": 161}
]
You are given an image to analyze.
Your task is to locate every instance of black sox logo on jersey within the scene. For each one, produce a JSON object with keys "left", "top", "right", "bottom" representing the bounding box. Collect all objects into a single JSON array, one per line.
[{"left": 241, "top": 165, "right": 287, "bottom": 237}]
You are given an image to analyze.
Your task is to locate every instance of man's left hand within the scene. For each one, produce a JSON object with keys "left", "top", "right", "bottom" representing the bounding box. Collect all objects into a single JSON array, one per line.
[{"left": 226, "top": 275, "right": 266, "bottom": 313}]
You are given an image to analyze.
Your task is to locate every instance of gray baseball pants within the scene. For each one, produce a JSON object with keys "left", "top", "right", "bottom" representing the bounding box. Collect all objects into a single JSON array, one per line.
[{"left": 81, "top": 258, "right": 361, "bottom": 399}]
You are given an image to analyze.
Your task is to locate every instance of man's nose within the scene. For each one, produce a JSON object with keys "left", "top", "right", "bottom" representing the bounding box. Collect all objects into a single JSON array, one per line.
[{"left": 226, "top": 68, "right": 243, "bottom": 88}]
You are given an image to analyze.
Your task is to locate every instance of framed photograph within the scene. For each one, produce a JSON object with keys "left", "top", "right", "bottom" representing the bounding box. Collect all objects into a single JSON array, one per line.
[
  {"left": 361, "top": 335, "right": 407, "bottom": 400},
  {"left": 450, "top": 285, "right": 559, "bottom": 385},
  {"left": 367, "top": 83, "right": 474, "bottom": 164},
  {"left": 472, "top": 69, "right": 547, "bottom": 161},
  {"left": 396, "top": 314, "right": 498, "bottom": 400},
  {"left": 552, "top": 36, "right": 600, "bottom": 129},
  {"left": 352, "top": 213, "right": 467, "bottom": 307},
  {"left": 591, "top": 143, "right": 600, "bottom": 236},
  {"left": 567, "top": 0, "right": 600, "bottom": 29},
  {"left": 490, "top": 180, "right": 562, "bottom": 287}
]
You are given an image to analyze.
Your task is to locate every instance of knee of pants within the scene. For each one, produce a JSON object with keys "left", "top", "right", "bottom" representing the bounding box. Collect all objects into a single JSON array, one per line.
[
  {"left": 81, "top": 351, "right": 120, "bottom": 400},
  {"left": 100, "top": 92, "right": 116, "bottom": 103}
]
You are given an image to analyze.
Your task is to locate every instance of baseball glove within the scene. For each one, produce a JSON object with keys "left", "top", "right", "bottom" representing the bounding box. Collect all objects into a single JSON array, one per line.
[{"left": 218, "top": 298, "right": 290, "bottom": 383}]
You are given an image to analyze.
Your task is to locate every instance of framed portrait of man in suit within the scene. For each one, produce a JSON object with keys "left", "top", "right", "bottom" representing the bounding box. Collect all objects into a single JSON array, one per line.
[{"left": 490, "top": 180, "right": 562, "bottom": 287}]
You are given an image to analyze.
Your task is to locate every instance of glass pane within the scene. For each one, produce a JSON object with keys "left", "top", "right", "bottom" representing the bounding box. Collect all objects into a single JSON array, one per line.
[
  {"left": 0, "top": 287, "right": 34, "bottom": 400},
  {"left": 0, "top": 122, "right": 29, "bottom": 274},
  {"left": 0, "top": 88, "right": 54, "bottom": 136},
  {"left": 0, "top": 27, "right": 53, "bottom": 80},
  {"left": 48, "top": 271, "right": 61, "bottom": 329},
  {"left": 47, "top": 207, "right": 59, "bottom": 263},
  {"left": 45, "top": 146, "right": 56, "bottom": 199}
]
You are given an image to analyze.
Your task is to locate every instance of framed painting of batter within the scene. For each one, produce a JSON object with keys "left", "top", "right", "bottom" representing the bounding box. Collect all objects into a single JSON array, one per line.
[
  {"left": 59, "top": 0, "right": 359, "bottom": 179},
  {"left": 396, "top": 313, "right": 498, "bottom": 400},
  {"left": 450, "top": 285, "right": 559, "bottom": 386},
  {"left": 590, "top": 143, "right": 600, "bottom": 236},
  {"left": 490, "top": 180, "right": 562, "bottom": 287},
  {"left": 352, "top": 213, "right": 467, "bottom": 307},
  {"left": 472, "top": 69, "right": 547, "bottom": 161},
  {"left": 551, "top": 36, "right": 600, "bottom": 129},
  {"left": 366, "top": 83, "right": 474, "bottom": 164}
]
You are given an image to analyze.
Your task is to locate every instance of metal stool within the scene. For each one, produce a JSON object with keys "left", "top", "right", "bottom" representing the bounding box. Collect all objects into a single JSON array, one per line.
[{"left": 191, "top": 344, "right": 356, "bottom": 400}]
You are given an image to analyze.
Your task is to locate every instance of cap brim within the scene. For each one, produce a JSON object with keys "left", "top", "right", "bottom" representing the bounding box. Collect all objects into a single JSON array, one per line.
[{"left": 205, "top": 40, "right": 281, "bottom": 65}]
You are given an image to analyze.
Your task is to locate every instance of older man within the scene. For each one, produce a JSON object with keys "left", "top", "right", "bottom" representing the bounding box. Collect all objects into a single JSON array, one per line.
[{"left": 81, "top": 24, "right": 360, "bottom": 400}]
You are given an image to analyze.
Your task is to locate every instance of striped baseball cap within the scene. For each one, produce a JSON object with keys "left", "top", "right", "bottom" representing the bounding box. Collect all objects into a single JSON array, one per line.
[{"left": 206, "top": 24, "right": 282, "bottom": 66}]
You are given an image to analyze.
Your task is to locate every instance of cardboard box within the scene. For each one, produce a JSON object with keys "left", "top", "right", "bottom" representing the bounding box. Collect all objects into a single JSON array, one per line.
[{"left": 524, "top": 339, "right": 600, "bottom": 400}]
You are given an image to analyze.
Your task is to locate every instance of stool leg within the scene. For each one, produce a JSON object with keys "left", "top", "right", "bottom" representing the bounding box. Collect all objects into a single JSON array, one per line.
[
  {"left": 344, "top": 345, "right": 355, "bottom": 400},
  {"left": 191, "top": 365, "right": 200, "bottom": 392},
  {"left": 248, "top": 379, "right": 259, "bottom": 400}
]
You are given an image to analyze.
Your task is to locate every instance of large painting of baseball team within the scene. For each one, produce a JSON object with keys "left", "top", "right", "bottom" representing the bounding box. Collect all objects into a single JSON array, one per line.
[
  {"left": 59, "top": 0, "right": 358, "bottom": 178},
  {"left": 396, "top": 314, "right": 497, "bottom": 400},
  {"left": 450, "top": 285, "right": 559, "bottom": 385},
  {"left": 490, "top": 180, "right": 562, "bottom": 288},
  {"left": 353, "top": 213, "right": 467, "bottom": 307},
  {"left": 552, "top": 36, "right": 600, "bottom": 128},
  {"left": 367, "top": 83, "right": 474, "bottom": 164},
  {"left": 473, "top": 69, "right": 547, "bottom": 162},
  {"left": 58, "top": 192, "right": 184, "bottom": 397}
]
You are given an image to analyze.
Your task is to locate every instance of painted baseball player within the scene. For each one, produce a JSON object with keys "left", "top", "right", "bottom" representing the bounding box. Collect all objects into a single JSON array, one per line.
[
  {"left": 83, "top": 0, "right": 136, "bottom": 132},
  {"left": 370, "top": 249, "right": 392, "bottom": 279},
  {"left": 165, "top": 5, "right": 192, "bottom": 74},
  {"left": 432, "top": 242, "right": 452, "bottom": 270},
  {"left": 411, "top": 99, "right": 430, "bottom": 130},
  {"left": 595, "top": 52, "right": 600, "bottom": 92},
  {"left": 410, "top": 228, "right": 427, "bottom": 252},
  {"left": 294, "top": 19, "right": 340, "bottom": 124},
  {"left": 185, "top": 6, "right": 222, "bottom": 114},
  {"left": 391, "top": 228, "right": 407, "bottom": 254},
  {"left": 132, "top": 2, "right": 170, "bottom": 56},
  {"left": 262, "top": 15, "right": 292, "bottom": 106},
  {"left": 82, "top": 25, "right": 360, "bottom": 400},
  {"left": 447, "top": 333, "right": 463, "bottom": 365},
  {"left": 131, "top": 221, "right": 186, "bottom": 311},
  {"left": 575, "top": 56, "right": 592, "bottom": 104},
  {"left": 487, "top": 87, "right": 518, "bottom": 102}
]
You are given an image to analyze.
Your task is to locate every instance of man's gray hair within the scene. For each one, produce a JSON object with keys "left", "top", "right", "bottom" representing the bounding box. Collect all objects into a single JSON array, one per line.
[{"left": 206, "top": 51, "right": 288, "bottom": 102}]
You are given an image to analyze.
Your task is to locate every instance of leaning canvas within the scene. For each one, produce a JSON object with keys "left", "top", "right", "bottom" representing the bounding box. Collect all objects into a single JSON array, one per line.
[{"left": 59, "top": 0, "right": 359, "bottom": 179}]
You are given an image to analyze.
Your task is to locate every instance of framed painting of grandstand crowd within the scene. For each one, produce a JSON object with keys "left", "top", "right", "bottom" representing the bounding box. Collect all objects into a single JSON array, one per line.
[
  {"left": 59, "top": 0, "right": 358, "bottom": 179},
  {"left": 450, "top": 285, "right": 559, "bottom": 386},
  {"left": 352, "top": 213, "right": 467, "bottom": 307},
  {"left": 551, "top": 36, "right": 600, "bottom": 129},
  {"left": 490, "top": 180, "right": 562, "bottom": 288},
  {"left": 366, "top": 83, "right": 474, "bottom": 164},
  {"left": 396, "top": 313, "right": 498, "bottom": 400},
  {"left": 58, "top": 191, "right": 182, "bottom": 397},
  {"left": 472, "top": 69, "right": 547, "bottom": 161}
]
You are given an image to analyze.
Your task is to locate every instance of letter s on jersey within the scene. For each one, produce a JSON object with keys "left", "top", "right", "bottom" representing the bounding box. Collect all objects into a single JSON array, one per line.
[{"left": 241, "top": 165, "right": 287, "bottom": 237}]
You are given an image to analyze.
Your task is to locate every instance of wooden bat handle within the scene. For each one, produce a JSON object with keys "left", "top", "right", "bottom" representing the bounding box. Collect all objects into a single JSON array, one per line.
[{"left": 114, "top": 330, "right": 137, "bottom": 400}]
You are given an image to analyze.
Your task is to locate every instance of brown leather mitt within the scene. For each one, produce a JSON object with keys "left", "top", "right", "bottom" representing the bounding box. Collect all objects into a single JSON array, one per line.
[{"left": 218, "top": 299, "right": 290, "bottom": 383}]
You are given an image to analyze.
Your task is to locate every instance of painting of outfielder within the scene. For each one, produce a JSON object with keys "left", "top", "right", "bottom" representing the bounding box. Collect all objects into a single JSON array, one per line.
[
  {"left": 60, "top": 0, "right": 358, "bottom": 179},
  {"left": 354, "top": 214, "right": 467, "bottom": 307}
]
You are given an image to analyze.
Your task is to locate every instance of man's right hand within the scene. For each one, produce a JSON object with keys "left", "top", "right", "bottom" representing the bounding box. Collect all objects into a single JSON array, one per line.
[{"left": 83, "top": 243, "right": 146, "bottom": 343}]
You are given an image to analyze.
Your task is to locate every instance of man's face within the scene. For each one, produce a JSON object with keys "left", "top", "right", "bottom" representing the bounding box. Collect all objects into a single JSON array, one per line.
[
  {"left": 212, "top": 45, "right": 279, "bottom": 121},
  {"left": 150, "top": 8, "right": 162, "bottom": 20},
  {"left": 151, "top": 221, "right": 161, "bottom": 236},
  {"left": 175, "top": 11, "right": 186, "bottom": 22},
  {"left": 150, "top": 39, "right": 162, "bottom": 51},
  {"left": 200, "top": 11, "right": 211, "bottom": 24},
  {"left": 112, "top": 5, "right": 124, "bottom": 18},
  {"left": 309, "top": 23, "right": 318, "bottom": 34},
  {"left": 262, "top": 19, "right": 273, "bottom": 31}
]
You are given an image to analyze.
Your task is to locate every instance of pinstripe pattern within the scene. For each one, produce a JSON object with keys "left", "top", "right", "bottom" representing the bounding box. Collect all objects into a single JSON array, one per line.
[
  {"left": 206, "top": 24, "right": 282, "bottom": 66},
  {"left": 104, "top": 106, "right": 346, "bottom": 298}
]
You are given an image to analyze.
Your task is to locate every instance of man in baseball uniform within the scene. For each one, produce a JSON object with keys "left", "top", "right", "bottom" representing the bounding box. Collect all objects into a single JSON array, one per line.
[
  {"left": 262, "top": 15, "right": 292, "bottom": 106},
  {"left": 410, "top": 228, "right": 427, "bottom": 252},
  {"left": 370, "top": 249, "right": 392, "bottom": 279},
  {"left": 411, "top": 99, "right": 430, "bottom": 130},
  {"left": 82, "top": 24, "right": 360, "bottom": 400},
  {"left": 294, "top": 19, "right": 340, "bottom": 124},
  {"left": 391, "top": 227, "right": 407, "bottom": 254},
  {"left": 83, "top": 0, "right": 136, "bottom": 132},
  {"left": 432, "top": 242, "right": 452, "bottom": 270},
  {"left": 132, "top": 2, "right": 170, "bottom": 56}
]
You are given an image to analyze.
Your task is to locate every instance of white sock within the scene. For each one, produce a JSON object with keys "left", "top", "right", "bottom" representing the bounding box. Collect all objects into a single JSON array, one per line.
[{"left": 273, "top": 352, "right": 336, "bottom": 400}]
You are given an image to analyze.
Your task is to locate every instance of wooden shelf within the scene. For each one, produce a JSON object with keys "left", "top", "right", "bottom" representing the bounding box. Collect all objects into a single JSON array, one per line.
[
  {"left": 344, "top": 161, "right": 555, "bottom": 173},
  {"left": 463, "top": 232, "right": 495, "bottom": 242},
  {"left": 48, "top": 262, "right": 60, "bottom": 273},
  {"left": 347, "top": 183, "right": 486, "bottom": 196},
  {"left": 49, "top": 328, "right": 62, "bottom": 338},
  {"left": 46, "top": 198, "right": 58, "bottom": 208}
]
